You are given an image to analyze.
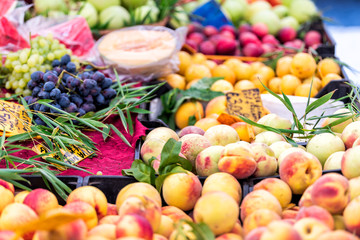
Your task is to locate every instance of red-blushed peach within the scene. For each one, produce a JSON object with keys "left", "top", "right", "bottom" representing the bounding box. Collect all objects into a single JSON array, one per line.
[
  {"left": 204, "top": 125, "right": 240, "bottom": 146},
  {"left": 353, "top": 137, "right": 360, "bottom": 147},
  {"left": 67, "top": 186, "right": 108, "bottom": 218},
  {"left": 253, "top": 178, "right": 292, "bottom": 209},
  {"left": 324, "top": 151, "right": 345, "bottom": 170},
  {"left": 114, "top": 237, "right": 145, "bottom": 240},
  {"left": 230, "top": 220, "right": 244, "bottom": 237},
  {"left": 350, "top": 177, "right": 360, "bottom": 200},
  {"left": 254, "top": 114, "right": 292, "bottom": 136},
  {"left": 306, "top": 133, "right": 345, "bottom": 166},
  {"left": 311, "top": 173, "right": 350, "bottom": 214},
  {"left": 86, "top": 236, "right": 108, "bottom": 240},
  {"left": 279, "top": 151, "right": 322, "bottom": 194},
  {"left": 342, "top": 146, "right": 360, "bottom": 179},
  {"left": 333, "top": 215, "right": 346, "bottom": 230},
  {"left": 215, "top": 233, "right": 243, "bottom": 240},
  {"left": 33, "top": 219, "right": 87, "bottom": 240},
  {"left": 14, "top": 191, "right": 29, "bottom": 204},
  {"left": 155, "top": 215, "right": 174, "bottom": 238},
  {"left": 240, "top": 190, "right": 282, "bottom": 221},
  {"left": 282, "top": 219, "right": 296, "bottom": 225},
  {"left": 218, "top": 143, "right": 257, "bottom": 179},
  {"left": 282, "top": 206, "right": 299, "bottom": 220},
  {"left": 23, "top": 189, "right": 58, "bottom": 216},
  {"left": 0, "top": 230, "right": 22, "bottom": 240},
  {"left": 153, "top": 233, "right": 168, "bottom": 240},
  {"left": 0, "top": 186, "right": 14, "bottom": 215},
  {"left": 196, "top": 146, "right": 224, "bottom": 176},
  {"left": 277, "top": 147, "right": 305, "bottom": 168},
  {"left": 145, "top": 127, "right": 179, "bottom": 142},
  {"left": 118, "top": 195, "right": 161, "bottom": 232},
  {"left": 202, "top": 172, "right": 242, "bottom": 204},
  {"left": 269, "top": 141, "right": 292, "bottom": 159},
  {"left": 162, "top": 171, "right": 202, "bottom": 211},
  {"left": 180, "top": 134, "right": 212, "bottom": 167},
  {"left": 63, "top": 201, "right": 98, "bottom": 229},
  {"left": 0, "top": 203, "right": 38, "bottom": 232},
  {"left": 161, "top": 206, "right": 193, "bottom": 223},
  {"left": 344, "top": 196, "right": 360, "bottom": 236},
  {"left": 178, "top": 126, "right": 205, "bottom": 138},
  {"left": 294, "top": 218, "right": 330, "bottom": 240},
  {"left": 87, "top": 223, "right": 116, "bottom": 239},
  {"left": 341, "top": 121, "right": 360, "bottom": 149},
  {"left": 194, "top": 192, "right": 239, "bottom": 236},
  {"left": 244, "top": 227, "right": 267, "bottom": 240},
  {"left": 249, "top": 143, "right": 277, "bottom": 177},
  {"left": 116, "top": 183, "right": 162, "bottom": 209},
  {"left": 107, "top": 203, "right": 118, "bottom": 216},
  {"left": 140, "top": 138, "right": 166, "bottom": 164},
  {"left": 115, "top": 214, "right": 153, "bottom": 240},
  {"left": 299, "top": 185, "right": 314, "bottom": 207},
  {"left": 317, "top": 230, "right": 360, "bottom": 240},
  {"left": 151, "top": 159, "right": 160, "bottom": 174},
  {"left": 0, "top": 179, "right": 14, "bottom": 193},
  {"left": 261, "top": 221, "right": 302, "bottom": 240},
  {"left": 296, "top": 206, "right": 334, "bottom": 229},
  {"left": 243, "top": 209, "right": 281, "bottom": 234},
  {"left": 254, "top": 131, "right": 285, "bottom": 146},
  {"left": 99, "top": 215, "right": 121, "bottom": 225}
]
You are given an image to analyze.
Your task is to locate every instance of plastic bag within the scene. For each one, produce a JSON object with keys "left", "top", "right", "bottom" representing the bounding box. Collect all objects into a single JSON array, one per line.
[{"left": 96, "top": 25, "right": 187, "bottom": 82}]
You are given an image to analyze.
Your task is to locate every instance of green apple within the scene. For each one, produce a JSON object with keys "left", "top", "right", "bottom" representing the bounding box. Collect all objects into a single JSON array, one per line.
[
  {"left": 34, "top": 0, "right": 67, "bottom": 15},
  {"left": 273, "top": 5, "right": 288, "bottom": 18},
  {"left": 122, "top": 0, "right": 148, "bottom": 10},
  {"left": 245, "top": 1, "right": 271, "bottom": 21},
  {"left": 79, "top": 2, "right": 98, "bottom": 28},
  {"left": 251, "top": 9, "right": 281, "bottom": 35},
  {"left": 289, "top": 0, "right": 317, "bottom": 23},
  {"left": 222, "top": 0, "right": 248, "bottom": 26},
  {"left": 280, "top": 16, "right": 299, "bottom": 30},
  {"left": 134, "top": 5, "right": 159, "bottom": 24},
  {"left": 88, "top": 0, "right": 121, "bottom": 12},
  {"left": 100, "top": 6, "right": 130, "bottom": 29}
]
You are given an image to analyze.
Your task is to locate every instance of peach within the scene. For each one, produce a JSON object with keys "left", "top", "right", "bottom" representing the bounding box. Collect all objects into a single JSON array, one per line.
[
  {"left": 269, "top": 141, "right": 292, "bottom": 159},
  {"left": 311, "top": 173, "right": 350, "bottom": 214},
  {"left": 244, "top": 227, "right": 267, "bottom": 240},
  {"left": 218, "top": 143, "right": 257, "bottom": 179},
  {"left": 215, "top": 233, "right": 243, "bottom": 240},
  {"left": 231, "top": 122, "right": 255, "bottom": 143},
  {"left": 279, "top": 151, "right": 322, "bottom": 194},
  {"left": 178, "top": 126, "right": 205, "bottom": 138},
  {"left": 162, "top": 171, "right": 202, "bottom": 211},
  {"left": 115, "top": 214, "right": 153, "bottom": 240},
  {"left": 195, "top": 118, "right": 221, "bottom": 131},
  {"left": 0, "top": 203, "right": 38, "bottom": 232},
  {"left": 145, "top": 127, "right": 179, "bottom": 142},
  {"left": 153, "top": 234, "right": 167, "bottom": 240},
  {"left": 0, "top": 179, "right": 14, "bottom": 193},
  {"left": 86, "top": 236, "right": 108, "bottom": 240},
  {"left": 277, "top": 147, "right": 306, "bottom": 168},
  {"left": 99, "top": 215, "right": 121, "bottom": 225},
  {"left": 326, "top": 109, "right": 357, "bottom": 133},
  {"left": 253, "top": 178, "right": 292, "bottom": 209},
  {"left": 306, "top": 133, "right": 345, "bottom": 166},
  {"left": 116, "top": 183, "right": 161, "bottom": 209},
  {"left": 23, "top": 189, "right": 58, "bottom": 216},
  {"left": 349, "top": 177, "right": 360, "bottom": 200},
  {"left": 240, "top": 190, "right": 282, "bottom": 221},
  {"left": 107, "top": 203, "right": 118, "bottom": 216},
  {"left": 324, "top": 151, "right": 345, "bottom": 170},
  {"left": 318, "top": 230, "right": 360, "bottom": 240},
  {"left": 204, "top": 125, "right": 240, "bottom": 146},
  {"left": 254, "top": 131, "right": 285, "bottom": 146},
  {"left": 299, "top": 185, "right": 314, "bottom": 207},
  {"left": 0, "top": 186, "right": 14, "bottom": 215},
  {"left": 156, "top": 215, "right": 174, "bottom": 238},
  {"left": 296, "top": 206, "right": 334, "bottom": 229},
  {"left": 254, "top": 114, "right": 292, "bottom": 136},
  {"left": 119, "top": 195, "right": 161, "bottom": 232},
  {"left": 333, "top": 215, "right": 346, "bottom": 230},
  {"left": 243, "top": 209, "right": 281, "bottom": 234},
  {"left": 294, "top": 218, "right": 330, "bottom": 240},
  {"left": 140, "top": 138, "right": 166, "bottom": 164},
  {"left": 180, "top": 134, "right": 212, "bottom": 167},
  {"left": 14, "top": 191, "right": 29, "bottom": 204},
  {"left": 205, "top": 96, "right": 227, "bottom": 117},
  {"left": 194, "top": 192, "right": 239, "bottom": 236},
  {"left": 169, "top": 223, "right": 196, "bottom": 240},
  {"left": 249, "top": 143, "right": 277, "bottom": 177},
  {"left": 202, "top": 172, "right": 242, "bottom": 204},
  {"left": 161, "top": 206, "right": 192, "bottom": 223},
  {"left": 341, "top": 121, "right": 360, "bottom": 149},
  {"left": 196, "top": 145, "right": 224, "bottom": 176},
  {"left": 67, "top": 186, "right": 107, "bottom": 218},
  {"left": 64, "top": 201, "right": 98, "bottom": 229},
  {"left": 261, "top": 221, "right": 302, "bottom": 240},
  {"left": 0, "top": 231, "right": 20, "bottom": 240},
  {"left": 230, "top": 220, "right": 244, "bottom": 237},
  {"left": 34, "top": 219, "right": 87, "bottom": 240},
  {"left": 342, "top": 146, "right": 360, "bottom": 179},
  {"left": 282, "top": 206, "right": 299, "bottom": 219},
  {"left": 88, "top": 224, "right": 116, "bottom": 239},
  {"left": 343, "top": 195, "right": 360, "bottom": 235}
]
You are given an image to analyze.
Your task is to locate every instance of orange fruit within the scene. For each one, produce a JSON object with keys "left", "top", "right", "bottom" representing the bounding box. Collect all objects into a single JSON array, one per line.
[
  {"left": 234, "top": 80, "right": 256, "bottom": 91},
  {"left": 251, "top": 73, "right": 269, "bottom": 92},
  {"left": 175, "top": 101, "right": 204, "bottom": 129},
  {"left": 186, "top": 79, "right": 200, "bottom": 89},
  {"left": 192, "top": 53, "right": 207, "bottom": 64},
  {"left": 194, "top": 118, "right": 221, "bottom": 131},
  {"left": 205, "top": 96, "right": 227, "bottom": 117},
  {"left": 178, "top": 51, "right": 192, "bottom": 75},
  {"left": 212, "top": 64, "right": 236, "bottom": 85},
  {"left": 224, "top": 58, "right": 243, "bottom": 72},
  {"left": 321, "top": 73, "right": 342, "bottom": 87},
  {"left": 231, "top": 122, "right": 255, "bottom": 142},
  {"left": 268, "top": 77, "right": 282, "bottom": 94},
  {"left": 210, "top": 79, "right": 234, "bottom": 93},
  {"left": 295, "top": 83, "right": 319, "bottom": 97},
  {"left": 166, "top": 74, "right": 186, "bottom": 90},
  {"left": 303, "top": 76, "right": 322, "bottom": 90},
  {"left": 204, "top": 60, "right": 217, "bottom": 70},
  {"left": 250, "top": 62, "right": 265, "bottom": 75},
  {"left": 317, "top": 58, "right": 341, "bottom": 78},
  {"left": 257, "top": 66, "right": 275, "bottom": 81},
  {"left": 290, "top": 53, "right": 317, "bottom": 79},
  {"left": 234, "top": 63, "right": 253, "bottom": 81},
  {"left": 185, "top": 64, "right": 211, "bottom": 82},
  {"left": 280, "top": 74, "right": 301, "bottom": 95},
  {"left": 276, "top": 56, "right": 293, "bottom": 77}
]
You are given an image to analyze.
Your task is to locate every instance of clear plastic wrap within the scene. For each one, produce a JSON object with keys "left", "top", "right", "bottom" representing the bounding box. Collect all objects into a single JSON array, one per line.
[{"left": 96, "top": 25, "right": 187, "bottom": 81}]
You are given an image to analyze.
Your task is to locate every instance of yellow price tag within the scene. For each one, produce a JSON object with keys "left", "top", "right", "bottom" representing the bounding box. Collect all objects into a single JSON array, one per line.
[
  {"left": 226, "top": 89, "right": 265, "bottom": 122},
  {"left": 0, "top": 100, "right": 31, "bottom": 136}
]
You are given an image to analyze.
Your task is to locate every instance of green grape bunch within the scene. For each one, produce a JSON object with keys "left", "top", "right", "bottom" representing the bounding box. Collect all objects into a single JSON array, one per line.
[{"left": 4, "top": 34, "right": 79, "bottom": 96}]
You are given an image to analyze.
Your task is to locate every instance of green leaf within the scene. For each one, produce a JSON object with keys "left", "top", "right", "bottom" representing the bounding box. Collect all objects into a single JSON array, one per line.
[
  {"left": 117, "top": 108, "right": 128, "bottom": 133},
  {"left": 126, "top": 109, "right": 134, "bottom": 136},
  {"left": 305, "top": 91, "right": 334, "bottom": 115},
  {"left": 109, "top": 124, "right": 132, "bottom": 148},
  {"left": 188, "top": 115, "right": 197, "bottom": 126},
  {"left": 155, "top": 166, "right": 187, "bottom": 192},
  {"left": 102, "top": 124, "right": 111, "bottom": 141},
  {"left": 176, "top": 220, "right": 215, "bottom": 240},
  {"left": 327, "top": 114, "right": 356, "bottom": 128},
  {"left": 190, "top": 77, "right": 222, "bottom": 90},
  {"left": 122, "top": 159, "right": 156, "bottom": 185},
  {"left": 129, "top": 108, "right": 151, "bottom": 114}
]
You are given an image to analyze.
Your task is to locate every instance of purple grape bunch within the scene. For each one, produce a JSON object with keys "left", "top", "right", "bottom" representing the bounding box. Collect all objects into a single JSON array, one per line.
[{"left": 24, "top": 54, "right": 116, "bottom": 126}]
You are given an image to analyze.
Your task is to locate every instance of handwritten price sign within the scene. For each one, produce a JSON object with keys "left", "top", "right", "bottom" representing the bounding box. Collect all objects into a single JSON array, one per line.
[{"left": 0, "top": 100, "right": 31, "bottom": 136}]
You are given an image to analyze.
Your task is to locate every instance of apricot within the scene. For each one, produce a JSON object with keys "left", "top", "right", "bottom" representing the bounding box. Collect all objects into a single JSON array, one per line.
[
  {"left": 243, "top": 209, "right": 281, "bottom": 234},
  {"left": 0, "top": 203, "right": 38, "bottom": 231},
  {"left": 161, "top": 206, "right": 192, "bottom": 223},
  {"left": 276, "top": 56, "right": 293, "bottom": 77},
  {"left": 224, "top": 58, "right": 242, "bottom": 73},
  {"left": 280, "top": 74, "right": 301, "bottom": 95},
  {"left": 294, "top": 218, "right": 330, "bottom": 240},
  {"left": 269, "top": 141, "right": 292, "bottom": 159},
  {"left": 116, "top": 183, "right": 161, "bottom": 209},
  {"left": 180, "top": 134, "right": 211, "bottom": 167},
  {"left": 115, "top": 214, "right": 153, "bottom": 240},
  {"left": 185, "top": 64, "right": 211, "bottom": 82},
  {"left": 234, "top": 63, "right": 252, "bottom": 81},
  {"left": 341, "top": 121, "right": 360, "bottom": 149},
  {"left": 322, "top": 73, "right": 342, "bottom": 88},
  {"left": 250, "top": 73, "right": 269, "bottom": 92},
  {"left": 186, "top": 79, "right": 200, "bottom": 89},
  {"left": 212, "top": 64, "right": 236, "bottom": 85},
  {"left": 175, "top": 101, "right": 204, "bottom": 129},
  {"left": 88, "top": 224, "right": 116, "bottom": 239},
  {"left": 195, "top": 145, "right": 224, "bottom": 176},
  {"left": 145, "top": 127, "right": 179, "bottom": 142},
  {"left": 295, "top": 83, "right": 318, "bottom": 97},
  {"left": 194, "top": 192, "right": 239, "bottom": 236},
  {"left": 178, "top": 51, "right": 192, "bottom": 75},
  {"left": 204, "top": 60, "right": 218, "bottom": 70},
  {"left": 141, "top": 138, "right": 166, "bottom": 164},
  {"left": 205, "top": 96, "right": 227, "bottom": 117},
  {"left": 290, "top": 53, "right": 317, "bottom": 79},
  {"left": 166, "top": 74, "right": 186, "bottom": 90},
  {"left": 23, "top": 188, "right": 58, "bottom": 216},
  {"left": 317, "top": 230, "right": 359, "bottom": 240},
  {"left": 296, "top": 206, "right": 334, "bottom": 229},
  {"left": 254, "top": 131, "right": 285, "bottom": 146},
  {"left": 63, "top": 201, "right": 98, "bottom": 229},
  {"left": 178, "top": 126, "right": 205, "bottom": 138},
  {"left": 210, "top": 80, "right": 234, "bottom": 93},
  {"left": 303, "top": 76, "right": 322, "bottom": 90},
  {"left": 234, "top": 80, "right": 256, "bottom": 91},
  {"left": 317, "top": 58, "right": 341, "bottom": 79},
  {"left": 249, "top": 143, "right": 277, "bottom": 177},
  {"left": 268, "top": 77, "right": 282, "bottom": 93},
  {"left": 324, "top": 151, "right": 345, "bottom": 170},
  {"left": 250, "top": 62, "right": 265, "bottom": 74},
  {"left": 156, "top": 215, "right": 174, "bottom": 238},
  {"left": 194, "top": 118, "right": 221, "bottom": 131}
]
